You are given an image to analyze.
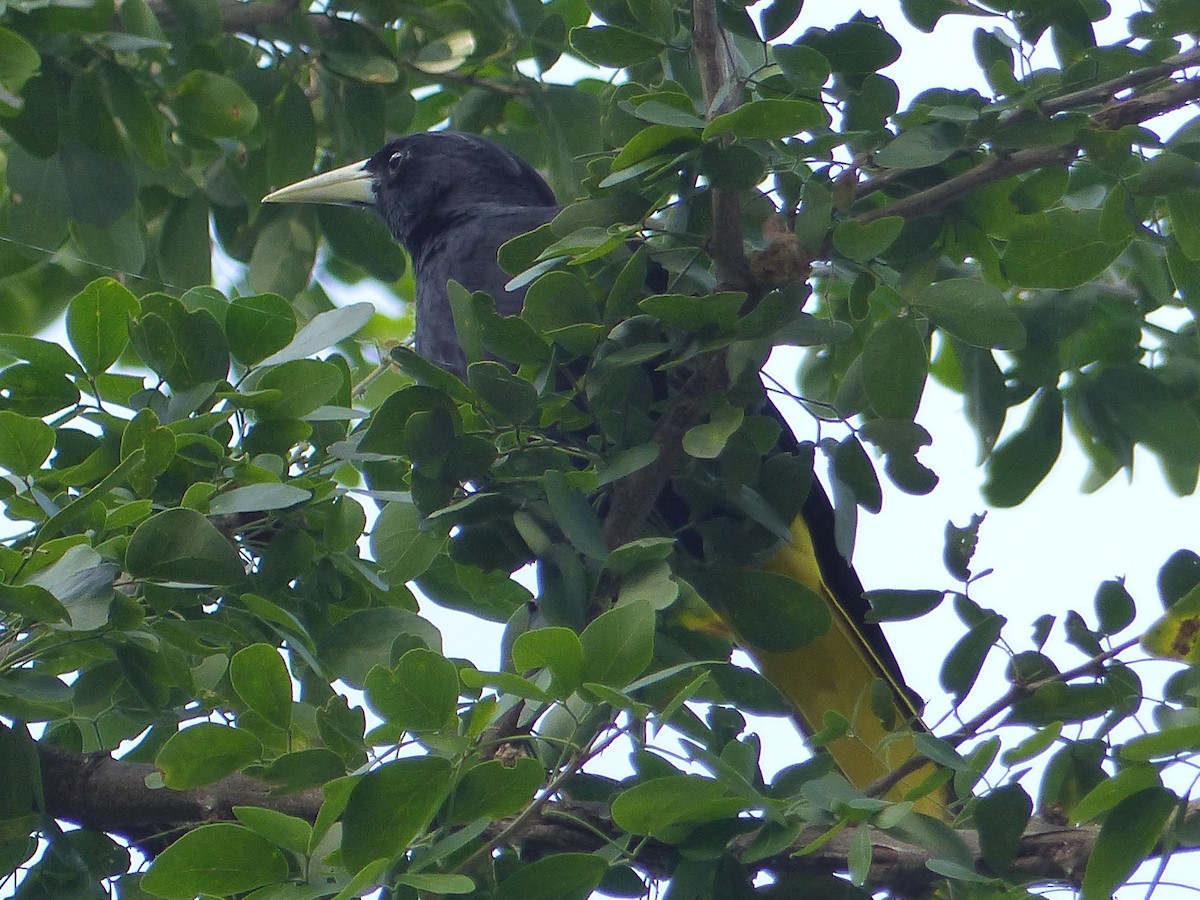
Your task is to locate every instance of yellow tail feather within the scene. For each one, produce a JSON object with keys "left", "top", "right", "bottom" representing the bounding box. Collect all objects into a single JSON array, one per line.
[{"left": 721, "top": 517, "right": 948, "bottom": 818}]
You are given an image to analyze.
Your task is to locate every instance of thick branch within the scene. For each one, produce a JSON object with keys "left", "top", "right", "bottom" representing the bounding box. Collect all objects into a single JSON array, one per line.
[
  {"left": 1041, "top": 46, "right": 1200, "bottom": 116},
  {"left": 856, "top": 145, "right": 1077, "bottom": 224},
  {"left": 38, "top": 743, "right": 322, "bottom": 840},
  {"left": 602, "top": 358, "right": 728, "bottom": 550},
  {"left": 42, "top": 738, "right": 1190, "bottom": 896},
  {"left": 602, "top": 0, "right": 758, "bottom": 550},
  {"left": 691, "top": 0, "right": 752, "bottom": 291}
]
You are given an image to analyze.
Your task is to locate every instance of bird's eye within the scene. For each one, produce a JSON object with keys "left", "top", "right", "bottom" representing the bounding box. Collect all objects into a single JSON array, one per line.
[{"left": 388, "top": 150, "right": 409, "bottom": 173}]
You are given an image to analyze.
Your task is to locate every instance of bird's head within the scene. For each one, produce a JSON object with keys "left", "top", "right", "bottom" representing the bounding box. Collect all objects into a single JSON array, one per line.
[{"left": 263, "top": 131, "right": 557, "bottom": 249}]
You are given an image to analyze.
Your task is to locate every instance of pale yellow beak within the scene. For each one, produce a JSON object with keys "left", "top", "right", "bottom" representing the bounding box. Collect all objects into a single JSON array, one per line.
[{"left": 263, "top": 159, "right": 375, "bottom": 205}]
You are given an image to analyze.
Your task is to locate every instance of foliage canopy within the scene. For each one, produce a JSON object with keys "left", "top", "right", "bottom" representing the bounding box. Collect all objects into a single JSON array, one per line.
[{"left": 2, "top": 0, "right": 1200, "bottom": 897}]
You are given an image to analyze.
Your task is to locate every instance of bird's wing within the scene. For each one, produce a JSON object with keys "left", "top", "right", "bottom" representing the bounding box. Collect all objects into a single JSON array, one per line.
[{"left": 750, "top": 482, "right": 947, "bottom": 815}]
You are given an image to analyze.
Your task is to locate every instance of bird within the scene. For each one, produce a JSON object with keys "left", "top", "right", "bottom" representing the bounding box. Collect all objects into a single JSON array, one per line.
[{"left": 264, "top": 131, "right": 947, "bottom": 815}]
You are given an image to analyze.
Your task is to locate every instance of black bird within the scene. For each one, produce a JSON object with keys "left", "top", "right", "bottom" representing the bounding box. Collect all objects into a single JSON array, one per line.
[
  {"left": 266, "top": 133, "right": 558, "bottom": 377},
  {"left": 264, "top": 131, "right": 945, "bottom": 814}
]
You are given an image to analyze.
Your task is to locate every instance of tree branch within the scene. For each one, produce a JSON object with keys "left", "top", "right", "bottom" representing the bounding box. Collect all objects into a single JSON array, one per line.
[
  {"left": 691, "top": 0, "right": 752, "bottom": 291},
  {"left": 601, "top": 0, "right": 761, "bottom": 551},
  {"left": 853, "top": 49, "right": 1200, "bottom": 221},
  {"left": 37, "top": 742, "right": 322, "bottom": 843},
  {"left": 42, "top": 736, "right": 1194, "bottom": 897}
]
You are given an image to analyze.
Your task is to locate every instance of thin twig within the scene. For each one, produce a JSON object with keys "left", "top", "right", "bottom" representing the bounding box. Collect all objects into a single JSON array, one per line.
[
  {"left": 453, "top": 723, "right": 627, "bottom": 874},
  {"left": 865, "top": 636, "right": 1141, "bottom": 800},
  {"left": 853, "top": 47, "right": 1200, "bottom": 217}
]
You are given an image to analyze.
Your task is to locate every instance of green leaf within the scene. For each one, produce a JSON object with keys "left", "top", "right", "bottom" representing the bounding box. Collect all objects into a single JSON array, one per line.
[
  {"left": 999, "top": 721, "right": 1062, "bottom": 767},
  {"left": 1003, "top": 209, "right": 1133, "bottom": 289},
  {"left": 848, "top": 823, "right": 872, "bottom": 887},
  {"left": 863, "top": 589, "right": 945, "bottom": 623},
  {"left": 569, "top": 25, "right": 664, "bottom": 67},
  {"left": 395, "top": 873, "right": 477, "bottom": 895},
  {"left": 158, "top": 194, "right": 211, "bottom": 288},
  {"left": 318, "top": 205, "right": 408, "bottom": 282},
  {"left": 363, "top": 648, "right": 458, "bottom": 731},
  {"left": 141, "top": 824, "right": 287, "bottom": 899},
  {"left": 416, "top": 554, "right": 532, "bottom": 623},
  {"left": 702, "top": 99, "right": 828, "bottom": 141},
  {"left": 1094, "top": 578, "right": 1135, "bottom": 636},
  {"left": 324, "top": 51, "right": 401, "bottom": 84},
  {"left": 597, "top": 444, "right": 660, "bottom": 486},
  {"left": 230, "top": 644, "right": 293, "bottom": 730},
  {"left": 226, "top": 293, "right": 297, "bottom": 366},
  {"left": 798, "top": 20, "right": 901, "bottom": 74},
  {"left": 128, "top": 298, "right": 229, "bottom": 389},
  {"left": 262, "top": 748, "right": 347, "bottom": 793},
  {"left": 1091, "top": 366, "right": 1200, "bottom": 467},
  {"left": 982, "top": 388, "right": 1063, "bottom": 508},
  {"left": 0, "top": 583, "right": 70, "bottom": 624},
  {"left": 155, "top": 723, "right": 263, "bottom": 789},
  {"left": 833, "top": 436, "right": 882, "bottom": 514},
  {"left": 359, "top": 385, "right": 460, "bottom": 456},
  {"left": 774, "top": 44, "right": 831, "bottom": 90},
  {"left": 493, "top": 853, "right": 608, "bottom": 900},
  {"left": 250, "top": 215, "right": 318, "bottom": 297},
  {"left": 468, "top": 360, "right": 540, "bottom": 425},
  {"left": 512, "top": 627, "right": 584, "bottom": 694},
  {"left": 580, "top": 601, "right": 655, "bottom": 687},
  {"left": 683, "top": 403, "right": 744, "bottom": 459},
  {"left": 370, "top": 500, "right": 444, "bottom": 584},
  {"left": 1119, "top": 723, "right": 1200, "bottom": 764},
  {"left": 940, "top": 609, "right": 1004, "bottom": 700},
  {"left": 1070, "top": 764, "right": 1160, "bottom": 825},
  {"left": 459, "top": 668, "right": 554, "bottom": 702},
  {"left": 65, "top": 278, "right": 139, "bottom": 374},
  {"left": 544, "top": 468, "right": 608, "bottom": 561},
  {"left": 255, "top": 359, "right": 343, "bottom": 420},
  {"left": 760, "top": 0, "right": 803, "bottom": 40},
  {"left": 1168, "top": 190, "right": 1200, "bottom": 261},
  {"left": 256, "top": 303, "right": 374, "bottom": 367},
  {"left": 232, "top": 807, "right": 312, "bottom": 856},
  {"left": 1081, "top": 787, "right": 1176, "bottom": 900},
  {"left": 340, "top": 756, "right": 453, "bottom": 873},
  {"left": 126, "top": 508, "right": 245, "bottom": 585},
  {"left": 863, "top": 315, "right": 927, "bottom": 421},
  {"left": 832, "top": 217, "right": 903, "bottom": 262},
  {"left": 0, "top": 27, "right": 40, "bottom": 102},
  {"left": 0, "top": 335, "right": 85, "bottom": 377},
  {"left": 638, "top": 292, "right": 745, "bottom": 332},
  {"left": 611, "top": 775, "right": 751, "bottom": 842},
  {"left": 266, "top": 82, "right": 316, "bottom": 188},
  {"left": 208, "top": 483, "right": 312, "bottom": 516},
  {"left": 5, "top": 147, "right": 69, "bottom": 251},
  {"left": 700, "top": 569, "right": 830, "bottom": 653},
  {"left": 173, "top": 71, "right": 259, "bottom": 139},
  {"left": 910, "top": 279, "right": 1026, "bottom": 350},
  {"left": 317, "top": 607, "right": 442, "bottom": 690},
  {"left": 0, "top": 411, "right": 54, "bottom": 475},
  {"left": 874, "top": 122, "right": 963, "bottom": 169},
  {"left": 975, "top": 784, "right": 1032, "bottom": 871},
  {"left": 412, "top": 30, "right": 476, "bottom": 74},
  {"left": 3, "top": 369, "right": 81, "bottom": 424},
  {"left": 106, "top": 66, "right": 167, "bottom": 168},
  {"left": 22, "top": 545, "right": 116, "bottom": 631},
  {"left": 446, "top": 757, "right": 545, "bottom": 825}
]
